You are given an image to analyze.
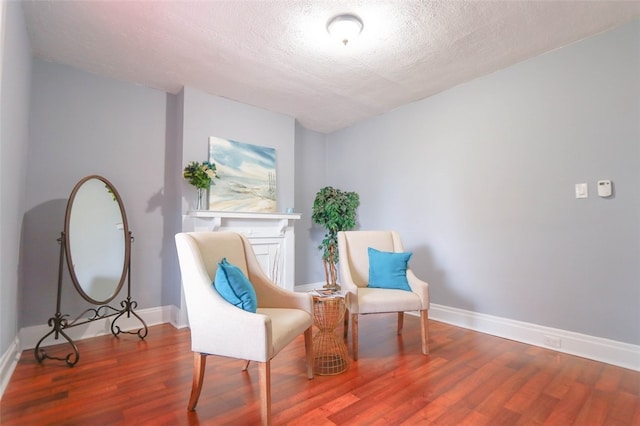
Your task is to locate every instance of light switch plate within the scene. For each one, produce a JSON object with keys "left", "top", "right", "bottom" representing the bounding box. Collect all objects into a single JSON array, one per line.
[{"left": 575, "top": 183, "right": 588, "bottom": 199}]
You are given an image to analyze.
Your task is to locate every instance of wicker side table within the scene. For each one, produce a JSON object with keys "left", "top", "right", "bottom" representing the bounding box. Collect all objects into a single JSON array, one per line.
[{"left": 312, "top": 295, "right": 349, "bottom": 375}]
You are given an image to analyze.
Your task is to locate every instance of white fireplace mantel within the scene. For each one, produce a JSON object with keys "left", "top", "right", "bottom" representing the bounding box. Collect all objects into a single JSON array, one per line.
[{"left": 182, "top": 210, "right": 301, "bottom": 291}]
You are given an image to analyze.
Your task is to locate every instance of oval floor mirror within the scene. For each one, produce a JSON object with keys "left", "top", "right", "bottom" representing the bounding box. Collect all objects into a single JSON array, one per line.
[{"left": 34, "top": 175, "right": 148, "bottom": 367}]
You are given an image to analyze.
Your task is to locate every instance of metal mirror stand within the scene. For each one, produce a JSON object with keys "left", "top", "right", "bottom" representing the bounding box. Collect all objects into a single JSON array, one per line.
[{"left": 34, "top": 175, "right": 148, "bottom": 367}]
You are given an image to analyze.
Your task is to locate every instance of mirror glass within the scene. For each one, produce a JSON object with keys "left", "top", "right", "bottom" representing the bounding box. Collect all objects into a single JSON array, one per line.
[{"left": 65, "top": 176, "right": 130, "bottom": 304}]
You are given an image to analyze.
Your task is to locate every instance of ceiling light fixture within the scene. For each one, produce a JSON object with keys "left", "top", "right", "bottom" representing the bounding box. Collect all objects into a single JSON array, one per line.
[{"left": 327, "top": 14, "right": 363, "bottom": 46}]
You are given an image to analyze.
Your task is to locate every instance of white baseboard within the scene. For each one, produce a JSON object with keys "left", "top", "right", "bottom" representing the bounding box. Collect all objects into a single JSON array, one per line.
[
  {"left": 170, "top": 304, "right": 190, "bottom": 329},
  {"left": 294, "top": 283, "right": 640, "bottom": 371},
  {"left": 430, "top": 303, "right": 640, "bottom": 372},
  {"left": 0, "top": 336, "right": 21, "bottom": 400}
]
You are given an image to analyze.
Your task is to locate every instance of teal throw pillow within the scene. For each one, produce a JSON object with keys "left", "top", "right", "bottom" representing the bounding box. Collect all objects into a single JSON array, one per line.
[
  {"left": 368, "top": 247, "right": 412, "bottom": 291},
  {"left": 214, "top": 258, "right": 257, "bottom": 312}
]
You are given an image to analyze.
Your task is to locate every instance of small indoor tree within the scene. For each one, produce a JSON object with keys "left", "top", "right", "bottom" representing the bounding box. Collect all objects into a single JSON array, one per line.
[{"left": 312, "top": 186, "right": 360, "bottom": 289}]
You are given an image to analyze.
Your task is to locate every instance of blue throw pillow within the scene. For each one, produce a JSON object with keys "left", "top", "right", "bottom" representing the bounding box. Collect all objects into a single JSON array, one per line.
[
  {"left": 214, "top": 258, "right": 257, "bottom": 312},
  {"left": 368, "top": 247, "right": 412, "bottom": 291}
]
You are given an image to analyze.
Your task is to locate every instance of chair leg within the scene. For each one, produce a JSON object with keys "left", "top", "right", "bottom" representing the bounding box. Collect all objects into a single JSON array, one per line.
[
  {"left": 343, "top": 308, "right": 349, "bottom": 339},
  {"left": 352, "top": 313, "right": 359, "bottom": 361},
  {"left": 304, "top": 327, "right": 314, "bottom": 379},
  {"left": 421, "top": 310, "right": 430, "bottom": 355},
  {"left": 397, "top": 312, "right": 404, "bottom": 335},
  {"left": 259, "top": 361, "right": 272, "bottom": 426},
  {"left": 188, "top": 352, "right": 207, "bottom": 411},
  {"left": 242, "top": 360, "right": 251, "bottom": 371}
]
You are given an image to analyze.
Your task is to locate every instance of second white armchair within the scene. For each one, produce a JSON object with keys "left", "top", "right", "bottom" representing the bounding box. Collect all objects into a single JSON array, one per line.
[{"left": 338, "top": 230, "right": 430, "bottom": 360}]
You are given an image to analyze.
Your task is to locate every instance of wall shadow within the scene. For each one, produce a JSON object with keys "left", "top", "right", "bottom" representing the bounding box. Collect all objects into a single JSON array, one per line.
[{"left": 19, "top": 198, "right": 97, "bottom": 328}]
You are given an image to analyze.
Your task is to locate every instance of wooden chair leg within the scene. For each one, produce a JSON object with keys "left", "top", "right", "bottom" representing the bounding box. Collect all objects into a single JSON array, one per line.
[
  {"left": 397, "top": 312, "right": 404, "bottom": 335},
  {"left": 188, "top": 352, "right": 207, "bottom": 411},
  {"left": 352, "top": 313, "right": 359, "bottom": 361},
  {"left": 242, "top": 360, "right": 251, "bottom": 371},
  {"left": 259, "top": 361, "right": 272, "bottom": 426},
  {"left": 421, "top": 310, "right": 430, "bottom": 355},
  {"left": 304, "top": 327, "right": 314, "bottom": 379}
]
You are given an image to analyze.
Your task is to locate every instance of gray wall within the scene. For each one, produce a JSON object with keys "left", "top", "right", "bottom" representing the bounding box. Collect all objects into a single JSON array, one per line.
[
  {"left": 316, "top": 21, "right": 640, "bottom": 345},
  {"left": 0, "top": 1, "right": 31, "bottom": 356},
  {"left": 18, "top": 72, "right": 298, "bottom": 328},
  {"left": 294, "top": 122, "right": 326, "bottom": 285},
  {"left": 22, "top": 60, "right": 168, "bottom": 326},
  {"left": 180, "top": 86, "right": 296, "bottom": 215}
]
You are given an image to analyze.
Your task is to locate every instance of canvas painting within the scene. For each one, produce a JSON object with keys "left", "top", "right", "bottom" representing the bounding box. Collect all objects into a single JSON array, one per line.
[{"left": 208, "top": 136, "right": 277, "bottom": 212}]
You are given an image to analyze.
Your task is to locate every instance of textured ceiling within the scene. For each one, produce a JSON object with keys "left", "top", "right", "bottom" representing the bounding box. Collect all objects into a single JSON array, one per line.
[{"left": 21, "top": 1, "right": 640, "bottom": 134}]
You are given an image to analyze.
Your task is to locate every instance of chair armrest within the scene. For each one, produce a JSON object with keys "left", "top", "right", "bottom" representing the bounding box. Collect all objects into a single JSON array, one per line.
[
  {"left": 406, "top": 269, "right": 429, "bottom": 309},
  {"left": 250, "top": 272, "right": 313, "bottom": 314},
  {"left": 186, "top": 281, "right": 275, "bottom": 361}
]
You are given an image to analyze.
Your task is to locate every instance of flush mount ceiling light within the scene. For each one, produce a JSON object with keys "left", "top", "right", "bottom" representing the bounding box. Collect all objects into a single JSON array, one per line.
[{"left": 327, "top": 14, "right": 364, "bottom": 46}]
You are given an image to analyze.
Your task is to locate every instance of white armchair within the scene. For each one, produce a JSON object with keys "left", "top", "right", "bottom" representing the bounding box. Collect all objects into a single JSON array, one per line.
[
  {"left": 338, "top": 230, "right": 430, "bottom": 360},
  {"left": 175, "top": 231, "right": 313, "bottom": 426}
]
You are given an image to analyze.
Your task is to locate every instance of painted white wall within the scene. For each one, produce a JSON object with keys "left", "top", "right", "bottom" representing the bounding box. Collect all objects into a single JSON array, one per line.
[
  {"left": 0, "top": 0, "right": 31, "bottom": 355},
  {"left": 22, "top": 60, "right": 167, "bottom": 326},
  {"left": 320, "top": 21, "right": 640, "bottom": 345}
]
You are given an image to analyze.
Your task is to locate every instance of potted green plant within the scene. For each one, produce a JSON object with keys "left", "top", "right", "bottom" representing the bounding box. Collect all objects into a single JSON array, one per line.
[
  {"left": 312, "top": 186, "right": 360, "bottom": 289},
  {"left": 183, "top": 160, "right": 219, "bottom": 210}
]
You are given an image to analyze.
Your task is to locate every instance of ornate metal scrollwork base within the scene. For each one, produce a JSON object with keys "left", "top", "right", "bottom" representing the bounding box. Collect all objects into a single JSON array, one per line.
[
  {"left": 111, "top": 297, "right": 148, "bottom": 339},
  {"left": 34, "top": 313, "right": 79, "bottom": 367},
  {"left": 35, "top": 230, "right": 147, "bottom": 367},
  {"left": 34, "top": 298, "right": 148, "bottom": 367}
]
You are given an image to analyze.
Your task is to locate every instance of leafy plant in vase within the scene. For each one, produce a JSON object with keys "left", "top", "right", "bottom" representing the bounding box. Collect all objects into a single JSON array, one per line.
[
  {"left": 183, "top": 161, "right": 219, "bottom": 210},
  {"left": 312, "top": 186, "right": 360, "bottom": 290}
]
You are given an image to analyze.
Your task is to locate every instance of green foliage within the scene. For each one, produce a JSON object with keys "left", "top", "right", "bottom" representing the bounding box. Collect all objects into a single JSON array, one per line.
[
  {"left": 312, "top": 186, "right": 360, "bottom": 284},
  {"left": 183, "top": 161, "right": 219, "bottom": 189}
]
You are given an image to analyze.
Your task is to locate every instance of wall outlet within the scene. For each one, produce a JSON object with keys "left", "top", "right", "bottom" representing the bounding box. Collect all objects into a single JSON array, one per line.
[{"left": 543, "top": 334, "right": 562, "bottom": 348}]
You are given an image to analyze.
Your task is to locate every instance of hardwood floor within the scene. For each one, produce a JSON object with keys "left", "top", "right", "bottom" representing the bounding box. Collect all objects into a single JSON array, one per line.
[{"left": 2, "top": 314, "right": 639, "bottom": 425}]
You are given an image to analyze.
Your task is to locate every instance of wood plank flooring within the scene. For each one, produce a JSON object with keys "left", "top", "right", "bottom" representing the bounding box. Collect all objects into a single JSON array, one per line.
[{"left": 1, "top": 314, "right": 639, "bottom": 425}]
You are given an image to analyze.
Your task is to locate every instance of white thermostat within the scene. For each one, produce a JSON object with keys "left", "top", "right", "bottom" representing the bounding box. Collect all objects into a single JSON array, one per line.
[{"left": 597, "top": 180, "right": 612, "bottom": 197}]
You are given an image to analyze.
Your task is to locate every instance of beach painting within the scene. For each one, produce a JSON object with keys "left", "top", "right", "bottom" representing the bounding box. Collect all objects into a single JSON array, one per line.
[{"left": 208, "top": 136, "right": 277, "bottom": 212}]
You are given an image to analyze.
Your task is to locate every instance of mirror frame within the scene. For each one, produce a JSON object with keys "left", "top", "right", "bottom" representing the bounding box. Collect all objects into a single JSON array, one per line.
[{"left": 63, "top": 175, "right": 131, "bottom": 305}]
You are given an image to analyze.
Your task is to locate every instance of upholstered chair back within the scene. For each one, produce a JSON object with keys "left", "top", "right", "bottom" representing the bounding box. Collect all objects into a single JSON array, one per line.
[
  {"left": 188, "top": 231, "right": 249, "bottom": 282},
  {"left": 338, "top": 230, "right": 405, "bottom": 288}
]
